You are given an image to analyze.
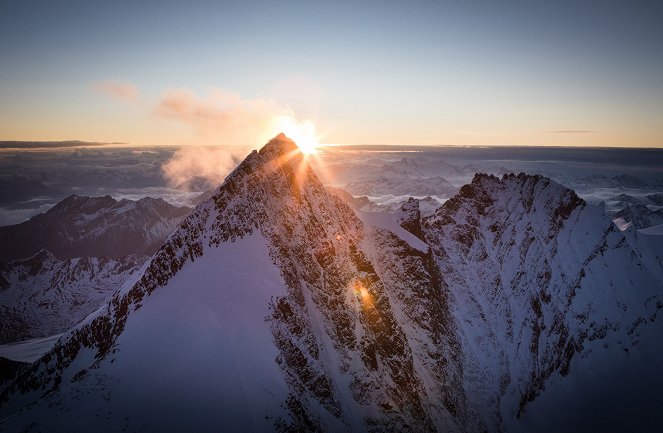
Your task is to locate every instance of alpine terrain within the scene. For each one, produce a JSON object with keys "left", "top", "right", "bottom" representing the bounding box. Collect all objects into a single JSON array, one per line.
[
  {"left": 0, "top": 250, "right": 146, "bottom": 344},
  {"left": 0, "top": 195, "right": 191, "bottom": 262},
  {"left": 0, "top": 195, "right": 192, "bottom": 345},
  {"left": 1, "top": 134, "right": 661, "bottom": 432}
]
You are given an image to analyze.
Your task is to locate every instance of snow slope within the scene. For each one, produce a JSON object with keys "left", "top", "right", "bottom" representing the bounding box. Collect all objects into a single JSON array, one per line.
[
  {"left": 0, "top": 234, "right": 290, "bottom": 432},
  {"left": 0, "top": 334, "right": 62, "bottom": 363}
]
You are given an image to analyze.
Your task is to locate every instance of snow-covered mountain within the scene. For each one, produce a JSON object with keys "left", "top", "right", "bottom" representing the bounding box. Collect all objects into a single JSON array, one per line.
[
  {"left": 613, "top": 204, "right": 663, "bottom": 229},
  {"left": 0, "top": 357, "right": 25, "bottom": 393},
  {"left": 0, "top": 250, "right": 145, "bottom": 344},
  {"left": 325, "top": 186, "right": 376, "bottom": 211},
  {"left": 584, "top": 174, "right": 660, "bottom": 189},
  {"left": 0, "top": 194, "right": 191, "bottom": 345},
  {"left": 420, "top": 173, "right": 663, "bottom": 429},
  {"left": 612, "top": 192, "right": 663, "bottom": 207},
  {"left": 344, "top": 175, "right": 456, "bottom": 198},
  {"left": 312, "top": 153, "right": 460, "bottom": 198},
  {"left": 327, "top": 186, "right": 445, "bottom": 216},
  {"left": 1, "top": 135, "right": 661, "bottom": 432},
  {"left": 0, "top": 195, "right": 191, "bottom": 262}
]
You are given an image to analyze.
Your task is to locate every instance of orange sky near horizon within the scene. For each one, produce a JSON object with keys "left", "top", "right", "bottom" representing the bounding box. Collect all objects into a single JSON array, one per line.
[
  {"left": 2, "top": 112, "right": 661, "bottom": 149},
  {"left": 1, "top": 1, "right": 662, "bottom": 149}
]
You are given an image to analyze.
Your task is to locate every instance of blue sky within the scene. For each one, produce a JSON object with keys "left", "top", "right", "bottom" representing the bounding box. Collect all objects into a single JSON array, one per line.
[{"left": 1, "top": 0, "right": 662, "bottom": 146}]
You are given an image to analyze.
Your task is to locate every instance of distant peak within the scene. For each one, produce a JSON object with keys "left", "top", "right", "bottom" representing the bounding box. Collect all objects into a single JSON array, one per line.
[
  {"left": 137, "top": 196, "right": 166, "bottom": 204},
  {"left": 50, "top": 194, "right": 117, "bottom": 216},
  {"left": 13, "top": 248, "right": 57, "bottom": 266},
  {"left": 258, "top": 133, "right": 299, "bottom": 158},
  {"left": 32, "top": 248, "right": 56, "bottom": 261},
  {"left": 469, "top": 172, "right": 500, "bottom": 185}
]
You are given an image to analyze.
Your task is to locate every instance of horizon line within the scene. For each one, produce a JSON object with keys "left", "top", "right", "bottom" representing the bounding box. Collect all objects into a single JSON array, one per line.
[{"left": 1, "top": 139, "right": 662, "bottom": 151}]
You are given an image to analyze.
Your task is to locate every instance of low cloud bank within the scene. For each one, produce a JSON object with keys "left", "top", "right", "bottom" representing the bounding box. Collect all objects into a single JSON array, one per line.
[{"left": 98, "top": 82, "right": 313, "bottom": 190}]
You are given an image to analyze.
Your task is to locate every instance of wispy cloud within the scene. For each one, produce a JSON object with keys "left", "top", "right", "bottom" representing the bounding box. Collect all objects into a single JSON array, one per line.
[
  {"left": 97, "top": 81, "right": 313, "bottom": 189},
  {"left": 153, "top": 88, "right": 311, "bottom": 189},
  {"left": 94, "top": 81, "right": 140, "bottom": 103},
  {"left": 153, "top": 88, "right": 289, "bottom": 145}
]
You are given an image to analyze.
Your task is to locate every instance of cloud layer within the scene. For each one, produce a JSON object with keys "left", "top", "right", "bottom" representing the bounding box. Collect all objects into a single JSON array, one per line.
[
  {"left": 161, "top": 145, "right": 249, "bottom": 190},
  {"left": 97, "top": 82, "right": 311, "bottom": 189},
  {"left": 154, "top": 88, "right": 295, "bottom": 188},
  {"left": 153, "top": 88, "right": 289, "bottom": 145}
]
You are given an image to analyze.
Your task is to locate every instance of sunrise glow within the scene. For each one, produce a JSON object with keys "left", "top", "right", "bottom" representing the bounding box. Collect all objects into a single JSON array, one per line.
[
  {"left": 276, "top": 116, "right": 320, "bottom": 155},
  {"left": 1, "top": 2, "right": 662, "bottom": 431}
]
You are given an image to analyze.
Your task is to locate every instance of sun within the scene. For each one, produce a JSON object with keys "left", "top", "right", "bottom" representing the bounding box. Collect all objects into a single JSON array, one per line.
[{"left": 276, "top": 116, "right": 320, "bottom": 155}]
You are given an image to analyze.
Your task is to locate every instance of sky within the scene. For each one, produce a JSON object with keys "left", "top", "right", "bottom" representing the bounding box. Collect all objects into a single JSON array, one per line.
[{"left": 1, "top": 0, "right": 662, "bottom": 147}]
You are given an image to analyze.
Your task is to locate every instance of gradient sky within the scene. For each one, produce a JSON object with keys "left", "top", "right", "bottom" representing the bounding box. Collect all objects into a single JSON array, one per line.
[{"left": 1, "top": 0, "right": 662, "bottom": 147}]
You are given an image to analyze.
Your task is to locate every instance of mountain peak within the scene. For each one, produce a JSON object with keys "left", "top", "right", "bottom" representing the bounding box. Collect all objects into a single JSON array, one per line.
[
  {"left": 427, "top": 172, "right": 586, "bottom": 236},
  {"left": 223, "top": 133, "right": 307, "bottom": 189},
  {"left": 53, "top": 194, "right": 116, "bottom": 214},
  {"left": 20, "top": 248, "right": 57, "bottom": 267},
  {"left": 259, "top": 132, "right": 299, "bottom": 157}
]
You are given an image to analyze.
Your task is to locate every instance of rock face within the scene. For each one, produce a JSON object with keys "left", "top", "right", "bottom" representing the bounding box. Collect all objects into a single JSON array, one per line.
[
  {"left": 0, "top": 250, "right": 145, "bottom": 344},
  {"left": 1, "top": 136, "right": 661, "bottom": 433},
  {"left": 0, "top": 195, "right": 191, "bottom": 262},
  {"left": 396, "top": 197, "right": 425, "bottom": 241}
]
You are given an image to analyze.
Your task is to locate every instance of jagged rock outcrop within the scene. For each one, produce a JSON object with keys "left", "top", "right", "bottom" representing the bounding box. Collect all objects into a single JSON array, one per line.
[{"left": 396, "top": 197, "right": 425, "bottom": 241}]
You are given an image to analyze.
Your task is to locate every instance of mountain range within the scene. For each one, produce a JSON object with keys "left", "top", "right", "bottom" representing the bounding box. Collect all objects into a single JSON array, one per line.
[
  {"left": 0, "top": 195, "right": 192, "bottom": 345},
  {"left": 0, "top": 195, "right": 191, "bottom": 262},
  {"left": 0, "top": 250, "right": 145, "bottom": 344},
  {"left": 1, "top": 134, "right": 661, "bottom": 432}
]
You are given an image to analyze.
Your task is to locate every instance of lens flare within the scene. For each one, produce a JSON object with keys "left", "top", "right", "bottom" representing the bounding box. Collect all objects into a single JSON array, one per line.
[
  {"left": 276, "top": 116, "right": 320, "bottom": 155},
  {"left": 353, "top": 280, "right": 372, "bottom": 307}
]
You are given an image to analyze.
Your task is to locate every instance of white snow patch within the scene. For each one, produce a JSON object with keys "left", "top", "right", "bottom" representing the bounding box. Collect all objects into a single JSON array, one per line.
[
  {"left": 612, "top": 217, "right": 631, "bottom": 231},
  {"left": 0, "top": 334, "right": 62, "bottom": 363},
  {"left": 358, "top": 210, "right": 428, "bottom": 252}
]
